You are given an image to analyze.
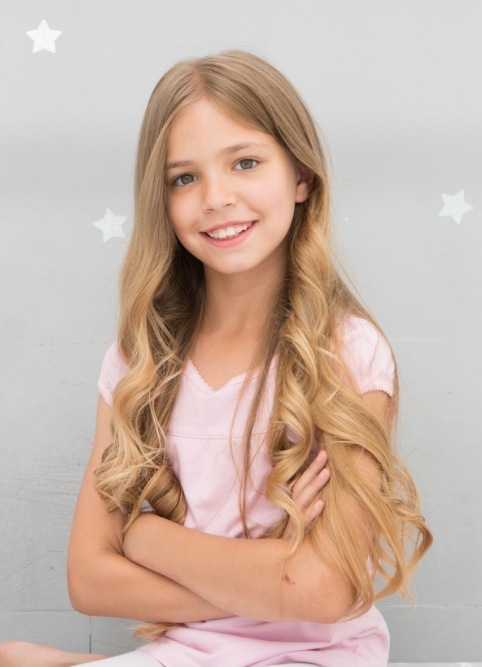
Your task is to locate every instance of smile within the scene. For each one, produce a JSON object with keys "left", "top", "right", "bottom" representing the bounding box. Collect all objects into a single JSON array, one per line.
[{"left": 204, "top": 222, "right": 254, "bottom": 240}]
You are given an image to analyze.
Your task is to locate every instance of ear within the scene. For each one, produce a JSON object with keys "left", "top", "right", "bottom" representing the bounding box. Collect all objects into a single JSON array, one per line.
[{"left": 295, "top": 165, "right": 314, "bottom": 203}]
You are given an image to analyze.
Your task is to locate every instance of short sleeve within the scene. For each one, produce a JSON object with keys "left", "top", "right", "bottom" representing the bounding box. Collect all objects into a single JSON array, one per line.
[
  {"left": 97, "top": 342, "right": 130, "bottom": 407},
  {"left": 338, "top": 316, "right": 395, "bottom": 397}
]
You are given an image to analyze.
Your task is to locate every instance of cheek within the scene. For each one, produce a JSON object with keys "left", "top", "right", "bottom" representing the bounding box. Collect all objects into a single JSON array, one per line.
[
  {"left": 258, "top": 169, "right": 298, "bottom": 206},
  {"left": 250, "top": 178, "right": 284, "bottom": 210},
  {"left": 166, "top": 199, "right": 188, "bottom": 236},
  {"left": 263, "top": 180, "right": 298, "bottom": 220}
]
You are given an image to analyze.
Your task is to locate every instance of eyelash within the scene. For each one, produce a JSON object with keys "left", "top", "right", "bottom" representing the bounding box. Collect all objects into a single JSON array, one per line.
[
  {"left": 172, "top": 173, "right": 196, "bottom": 188},
  {"left": 171, "top": 158, "right": 259, "bottom": 188},
  {"left": 234, "top": 158, "right": 258, "bottom": 171}
]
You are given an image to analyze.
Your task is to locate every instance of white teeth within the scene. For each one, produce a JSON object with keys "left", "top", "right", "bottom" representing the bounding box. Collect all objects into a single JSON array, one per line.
[{"left": 206, "top": 223, "right": 251, "bottom": 240}]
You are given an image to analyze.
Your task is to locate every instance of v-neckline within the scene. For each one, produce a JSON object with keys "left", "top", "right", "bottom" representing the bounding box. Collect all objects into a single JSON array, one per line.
[{"left": 186, "top": 359, "right": 254, "bottom": 393}]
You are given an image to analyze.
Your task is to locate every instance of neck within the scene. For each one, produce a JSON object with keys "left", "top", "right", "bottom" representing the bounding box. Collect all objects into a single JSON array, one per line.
[{"left": 201, "top": 262, "right": 285, "bottom": 336}]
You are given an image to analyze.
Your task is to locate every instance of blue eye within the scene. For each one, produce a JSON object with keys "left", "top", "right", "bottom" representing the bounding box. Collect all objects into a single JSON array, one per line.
[
  {"left": 173, "top": 173, "right": 196, "bottom": 187},
  {"left": 235, "top": 158, "right": 258, "bottom": 170}
]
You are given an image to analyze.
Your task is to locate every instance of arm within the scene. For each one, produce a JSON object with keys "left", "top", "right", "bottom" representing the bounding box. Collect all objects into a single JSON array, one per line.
[
  {"left": 67, "top": 396, "right": 229, "bottom": 623},
  {"left": 124, "top": 513, "right": 341, "bottom": 624},
  {"left": 68, "top": 396, "right": 328, "bottom": 623},
  {"left": 123, "top": 392, "right": 388, "bottom": 624}
]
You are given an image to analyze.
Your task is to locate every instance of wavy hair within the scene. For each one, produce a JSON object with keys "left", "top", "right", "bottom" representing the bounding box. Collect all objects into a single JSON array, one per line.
[{"left": 94, "top": 50, "right": 432, "bottom": 638}]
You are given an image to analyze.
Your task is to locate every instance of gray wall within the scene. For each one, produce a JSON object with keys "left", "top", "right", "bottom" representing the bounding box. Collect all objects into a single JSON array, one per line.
[{"left": 1, "top": 0, "right": 481, "bottom": 662}]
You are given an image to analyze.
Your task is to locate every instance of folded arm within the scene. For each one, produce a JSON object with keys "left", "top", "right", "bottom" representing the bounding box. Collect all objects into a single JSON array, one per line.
[
  {"left": 67, "top": 396, "right": 228, "bottom": 623},
  {"left": 123, "top": 391, "right": 389, "bottom": 624},
  {"left": 123, "top": 511, "right": 347, "bottom": 624},
  {"left": 68, "top": 396, "right": 328, "bottom": 624}
]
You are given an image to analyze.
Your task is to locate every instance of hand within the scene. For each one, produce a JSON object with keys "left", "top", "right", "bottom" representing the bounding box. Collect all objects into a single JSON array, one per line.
[{"left": 284, "top": 449, "right": 330, "bottom": 540}]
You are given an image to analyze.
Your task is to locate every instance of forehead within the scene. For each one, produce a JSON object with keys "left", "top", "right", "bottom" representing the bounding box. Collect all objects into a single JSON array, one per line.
[{"left": 167, "top": 99, "right": 274, "bottom": 158}]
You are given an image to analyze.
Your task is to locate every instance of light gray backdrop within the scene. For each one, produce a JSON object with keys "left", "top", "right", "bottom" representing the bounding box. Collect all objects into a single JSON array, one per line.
[{"left": 1, "top": 0, "right": 481, "bottom": 662}]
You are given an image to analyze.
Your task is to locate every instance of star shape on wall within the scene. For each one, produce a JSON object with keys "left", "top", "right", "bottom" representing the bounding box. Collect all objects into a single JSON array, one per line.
[
  {"left": 439, "top": 190, "right": 474, "bottom": 225},
  {"left": 93, "top": 209, "right": 127, "bottom": 242},
  {"left": 26, "top": 20, "right": 62, "bottom": 54}
]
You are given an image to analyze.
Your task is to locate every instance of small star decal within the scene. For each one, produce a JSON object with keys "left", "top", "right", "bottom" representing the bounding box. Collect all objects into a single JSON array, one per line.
[
  {"left": 26, "top": 20, "right": 62, "bottom": 54},
  {"left": 93, "top": 209, "right": 126, "bottom": 242},
  {"left": 439, "top": 190, "right": 474, "bottom": 225}
]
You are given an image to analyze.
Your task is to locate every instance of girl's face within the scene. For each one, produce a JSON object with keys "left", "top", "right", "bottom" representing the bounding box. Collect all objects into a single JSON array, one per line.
[{"left": 166, "top": 99, "right": 310, "bottom": 281}]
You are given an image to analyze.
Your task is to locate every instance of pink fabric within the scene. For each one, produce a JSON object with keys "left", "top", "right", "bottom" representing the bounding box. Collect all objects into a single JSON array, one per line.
[{"left": 98, "top": 316, "right": 393, "bottom": 666}]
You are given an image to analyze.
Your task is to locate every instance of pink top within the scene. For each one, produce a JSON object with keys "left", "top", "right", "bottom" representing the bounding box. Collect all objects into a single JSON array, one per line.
[{"left": 98, "top": 316, "right": 394, "bottom": 667}]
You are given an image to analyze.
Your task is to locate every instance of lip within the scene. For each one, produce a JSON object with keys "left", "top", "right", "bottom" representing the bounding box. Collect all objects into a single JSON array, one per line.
[{"left": 201, "top": 220, "right": 257, "bottom": 248}]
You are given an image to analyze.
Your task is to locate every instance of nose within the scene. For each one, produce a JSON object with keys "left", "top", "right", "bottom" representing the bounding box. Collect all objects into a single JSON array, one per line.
[{"left": 201, "top": 174, "right": 236, "bottom": 212}]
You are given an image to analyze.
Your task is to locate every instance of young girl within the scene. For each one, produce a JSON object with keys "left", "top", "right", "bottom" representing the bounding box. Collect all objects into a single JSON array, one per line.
[{"left": 0, "top": 50, "right": 432, "bottom": 667}]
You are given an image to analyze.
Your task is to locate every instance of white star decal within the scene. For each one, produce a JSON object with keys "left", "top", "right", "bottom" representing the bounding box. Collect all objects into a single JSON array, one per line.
[
  {"left": 439, "top": 190, "right": 474, "bottom": 225},
  {"left": 93, "top": 209, "right": 127, "bottom": 242},
  {"left": 26, "top": 20, "right": 62, "bottom": 54}
]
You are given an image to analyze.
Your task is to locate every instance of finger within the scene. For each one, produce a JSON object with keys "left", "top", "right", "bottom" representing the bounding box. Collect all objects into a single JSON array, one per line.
[
  {"left": 306, "top": 499, "right": 325, "bottom": 524},
  {"left": 294, "top": 467, "right": 330, "bottom": 511},
  {"left": 292, "top": 450, "right": 328, "bottom": 496},
  {"left": 298, "top": 499, "right": 325, "bottom": 533},
  {"left": 284, "top": 497, "right": 325, "bottom": 540}
]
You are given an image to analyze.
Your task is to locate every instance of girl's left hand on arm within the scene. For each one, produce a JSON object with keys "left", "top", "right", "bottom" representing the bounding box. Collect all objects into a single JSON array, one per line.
[{"left": 284, "top": 449, "right": 330, "bottom": 541}]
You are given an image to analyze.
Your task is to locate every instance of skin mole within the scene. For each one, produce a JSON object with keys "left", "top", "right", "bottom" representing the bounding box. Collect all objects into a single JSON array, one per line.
[{"left": 282, "top": 573, "right": 296, "bottom": 586}]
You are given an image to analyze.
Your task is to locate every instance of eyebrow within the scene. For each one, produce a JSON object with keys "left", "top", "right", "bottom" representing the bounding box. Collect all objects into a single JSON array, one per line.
[{"left": 165, "top": 142, "right": 269, "bottom": 170}]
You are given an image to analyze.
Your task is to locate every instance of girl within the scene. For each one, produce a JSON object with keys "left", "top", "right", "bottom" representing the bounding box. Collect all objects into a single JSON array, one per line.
[{"left": 0, "top": 50, "right": 432, "bottom": 667}]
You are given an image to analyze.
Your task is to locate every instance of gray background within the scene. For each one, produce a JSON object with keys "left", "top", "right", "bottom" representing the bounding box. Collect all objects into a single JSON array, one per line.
[{"left": 1, "top": 0, "right": 481, "bottom": 662}]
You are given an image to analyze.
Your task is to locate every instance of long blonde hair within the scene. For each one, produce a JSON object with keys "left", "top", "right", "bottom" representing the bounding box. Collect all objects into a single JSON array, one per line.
[{"left": 94, "top": 50, "right": 432, "bottom": 637}]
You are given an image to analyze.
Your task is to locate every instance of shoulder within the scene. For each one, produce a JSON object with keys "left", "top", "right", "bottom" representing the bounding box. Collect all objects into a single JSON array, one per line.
[
  {"left": 337, "top": 315, "right": 395, "bottom": 397},
  {"left": 97, "top": 342, "right": 130, "bottom": 407}
]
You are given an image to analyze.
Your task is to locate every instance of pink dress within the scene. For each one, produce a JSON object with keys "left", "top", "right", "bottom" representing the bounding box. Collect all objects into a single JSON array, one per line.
[{"left": 98, "top": 317, "right": 394, "bottom": 667}]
